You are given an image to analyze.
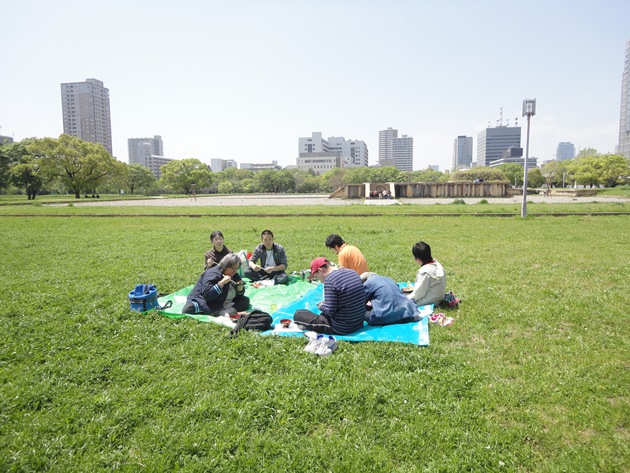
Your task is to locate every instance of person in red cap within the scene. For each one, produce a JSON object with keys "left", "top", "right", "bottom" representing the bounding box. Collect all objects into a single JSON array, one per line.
[{"left": 293, "top": 257, "right": 366, "bottom": 335}]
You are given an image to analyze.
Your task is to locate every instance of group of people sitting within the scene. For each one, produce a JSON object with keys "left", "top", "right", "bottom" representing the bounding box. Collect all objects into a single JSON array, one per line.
[
  {"left": 182, "top": 229, "right": 447, "bottom": 336},
  {"left": 368, "top": 189, "right": 392, "bottom": 199}
]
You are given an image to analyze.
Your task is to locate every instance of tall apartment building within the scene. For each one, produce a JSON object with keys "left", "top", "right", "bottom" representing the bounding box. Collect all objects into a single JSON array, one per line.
[
  {"left": 391, "top": 135, "right": 413, "bottom": 171},
  {"left": 452, "top": 136, "right": 473, "bottom": 170},
  {"left": 477, "top": 125, "right": 521, "bottom": 167},
  {"left": 210, "top": 158, "right": 238, "bottom": 172},
  {"left": 618, "top": 40, "right": 630, "bottom": 159},
  {"left": 61, "top": 78, "right": 112, "bottom": 154},
  {"left": 379, "top": 127, "right": 413, "bottom": 171},
  {"left": 378, "top": 127, "right": 398, "bottom": 166},
  {"left": 556, "top": 142, "right": 576, "bottom": 161},
  {"left": 128, "top": 136, "right": 164, "bottom": 165},
  {"left": 297, "top": 132, "right": 368, "bottom": 172}
]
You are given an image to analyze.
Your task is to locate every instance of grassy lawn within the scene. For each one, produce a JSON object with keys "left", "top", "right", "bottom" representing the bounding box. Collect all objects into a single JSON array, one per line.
[{"left": 0, "top": 211, "right": 628, "bottom": 471}]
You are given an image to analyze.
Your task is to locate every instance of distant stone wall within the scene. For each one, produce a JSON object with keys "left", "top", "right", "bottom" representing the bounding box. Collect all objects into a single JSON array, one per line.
[{"left": 333, "top": 182, "right": 510, "bottom": 198}]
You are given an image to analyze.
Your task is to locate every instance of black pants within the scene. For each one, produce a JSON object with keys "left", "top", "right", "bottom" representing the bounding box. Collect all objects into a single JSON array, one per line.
[
  {"left": 182, "top": 295, "right": 250, "bottom": 315},
  {"left": 244, "top": 268, "right": 289, "bottom": 285},
  {"left": 293, "top": 309, "right": 336, "bottom": 335}
]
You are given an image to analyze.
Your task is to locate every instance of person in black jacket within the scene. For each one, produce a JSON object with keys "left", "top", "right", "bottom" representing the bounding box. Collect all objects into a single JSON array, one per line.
[
  {"left": 182, "top": 254, "right": 250, "bottom": 316},
  {"left": 244, "top": 229, "right": 289, "bottom": 285}
]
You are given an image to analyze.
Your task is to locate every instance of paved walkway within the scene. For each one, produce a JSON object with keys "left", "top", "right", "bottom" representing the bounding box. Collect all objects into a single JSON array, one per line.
[{"left": 62, "top": 194, "right": 629, "bottom": 207}]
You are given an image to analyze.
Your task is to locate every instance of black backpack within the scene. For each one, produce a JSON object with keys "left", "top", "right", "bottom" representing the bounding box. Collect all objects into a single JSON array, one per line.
[{"left": 229, "top": 310, "right": 272, "bottom": 338}]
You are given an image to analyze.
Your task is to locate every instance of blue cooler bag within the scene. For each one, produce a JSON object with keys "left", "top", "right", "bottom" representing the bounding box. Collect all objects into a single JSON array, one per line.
[{"left": 129, "top": 284, "right": 159, "bottom": 312}]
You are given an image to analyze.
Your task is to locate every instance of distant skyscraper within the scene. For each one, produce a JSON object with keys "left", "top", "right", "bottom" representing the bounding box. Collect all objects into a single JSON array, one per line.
[
  {"left": 379, "top": 127, "right": 398, "bottom": 166},
  {"left": 556, "top": 142, "right": 575, "bottom": 161},
  {"left": 61, "top": 78, "right": 112, "bottom": 154},
  {"left": 452, "top": 136, "right": 473, "bottom": 170},
  {"left": 477, "top": 125, "right": 521, "bottom": 167},
  {"left": 128, "top": 135, "right": 164, "bottom": 165},
  {"left": 618, "top": 40, "right": 630, "bottom": 159},
  {"left": 379, "top": 127, "right": 413, "bottom": 171},
  {"left": 391, "top": 135, "right": 413, "bottom": 171}
]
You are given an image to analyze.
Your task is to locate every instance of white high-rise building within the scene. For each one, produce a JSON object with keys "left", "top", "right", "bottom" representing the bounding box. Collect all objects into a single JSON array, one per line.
[
  {"left": 380, "top": 127, "right": 413, "bottom": 171},
  {"left": 618, "top": 40, "right": 630, "bottom": 159},
  {"left": 391, "top": 135, "right": 413, "bottom": 171},
  {"left": 453, "top": 136, "right": 473, "bottom": 170},
  {"left": 61, "top": 78, "right": 112, "bottom": 154},
  {"left": 297, "top": 132, "right": 368, "bottom": 171},
  {"left": 379, "top": 127, "right": 398, "bottom": 166},
  {"left": 128, "top": 135, "right": 164, "bottom": 165},
  {"left": 210, "top": 158, "right": 238, "bottom": 172},
  {"left": 556, "top": 142, "right": 576, "bottom": 161}
]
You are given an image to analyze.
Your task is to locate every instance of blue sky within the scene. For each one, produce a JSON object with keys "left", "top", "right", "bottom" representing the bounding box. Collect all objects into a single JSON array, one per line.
[{"left": 1, "top": 0, "right": 629, "bottom": 171}]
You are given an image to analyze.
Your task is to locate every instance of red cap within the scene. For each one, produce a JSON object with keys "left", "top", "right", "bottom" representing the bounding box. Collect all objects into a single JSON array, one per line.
[{"left": 309, "top": 257, "right": 330, "bottom": 279}]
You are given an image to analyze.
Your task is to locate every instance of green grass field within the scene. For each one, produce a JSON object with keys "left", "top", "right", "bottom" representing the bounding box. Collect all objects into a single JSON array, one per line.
[{"left": 0, "top": 205, "right": 628, "bottom": 471}]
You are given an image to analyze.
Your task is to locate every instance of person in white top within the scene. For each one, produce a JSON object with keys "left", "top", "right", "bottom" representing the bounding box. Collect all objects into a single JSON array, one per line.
[{"left": 404, "top": 241, "right": 446, "bottom": 307}]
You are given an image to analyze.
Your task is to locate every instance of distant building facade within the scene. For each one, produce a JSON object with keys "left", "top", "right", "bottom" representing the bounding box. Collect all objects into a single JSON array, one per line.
[
  {"left": 488, "top": 147, "right": 538, "bottom": 169},
  {"left": 61, "top": 78, "right": 112, "bottom": 154},
  {"left": 379, "top": 127, "right": 413, "bottom": 171},
  {"left": 379, "top": 127, "right": 397, "bottom": 166},
  {"left": 144, "top": 156, "right": 175, "bottom": 179},
  {"left": 297, "top": 132, "right": 368, "bottom": 172},
  {"left": 0, "top": 135, "right": 14, "bottom": 146},
  {"left": 452, "top": 135, "right": 473, "bottom": 170},
  {"left": 556, "top": 142, "right": 576, "bottom": 161},
  {"left": 128, "top": 135, "right": 164, "bottom": 165},
  {"left": 618, "top": 40, "right": 630, "bottom": 159},
  {"left": 477, "top": 125, "right": 521, "bottom": 167},
  {"left": 210, "top": 158, "right": 238, "bottom": 173},
  {"left": 240, "top": 161, "right": 282, "bottom": 171}
]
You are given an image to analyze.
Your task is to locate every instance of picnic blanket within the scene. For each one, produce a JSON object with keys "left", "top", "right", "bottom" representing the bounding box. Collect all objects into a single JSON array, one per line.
[{"left": 156, "top": 276, "right": 430, "bottom": 346}]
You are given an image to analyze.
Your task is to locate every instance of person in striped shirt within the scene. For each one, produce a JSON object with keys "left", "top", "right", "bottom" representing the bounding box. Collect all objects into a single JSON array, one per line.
[{"left": 294, "top": 257, "right": 366, "bottom": 335}]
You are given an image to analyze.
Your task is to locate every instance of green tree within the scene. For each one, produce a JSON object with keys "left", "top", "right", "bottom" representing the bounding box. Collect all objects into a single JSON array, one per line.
[
  {"left": 1, "top": 139, "right": 38, "bottom": 193},
  {"left": 527, "top": 168, "right": 545, "bottom": 188},
  {"left": 596, "top": 154, "right": 630, "bottom": 187},
  {"left": 575, "top": 148, "right": 598, "bottom": 159},
  {"left": 408, "top": 168, "right": 446, "bottom": 183},
  {"left": 568, "top": 157, "right": 599, "bottom": 188},
  {"left": 343, "top": 167, "right": 372, "bottom": 184},
  {"left": 32, "top": 135, "right": 121, "bottom": 198},
  {"left": 9, "top": 154, "right": 52, "bottom": 199},
  {"left": 541, "top": 160, "right": 570, "bottom": 188},
  {"left": 159, "top": 158, "right": 213, "bottom": 194},
  {"left": 371, "top": 166, "right": 402, "bottom": 183},
  {"left": 321, "top": 168, "right": 346, "bottom": 191},
  {"left": 496, "top": 163, "right": 525, "bottom": 187},
  {"left": 451, "top": 167, "right": 507, "bottom": 182},
  {"left": 124, "top": 164, "right": 157, "bottom": 194}
]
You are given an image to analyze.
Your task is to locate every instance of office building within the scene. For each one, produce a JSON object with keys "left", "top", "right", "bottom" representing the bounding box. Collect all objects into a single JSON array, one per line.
[
  {"left": 210, "top": 158, "right": 238, "bottom": 173},
  {"left": 128, "top": 136, "right": 164, "bottom": 165},
  {"left": 391, "top": 135, "right": 413, "bottom": 171},
  {"left": 297, "top": 132, "right": 368, "bottom": 172},
  {"left": 61, "top": 78, "right": 112, "bottom": 154},
  {"left": 0, "top": 135, "right": 14, "bottom": 146},
  {"left": 240, "top": 161, "right": 282, "bottom": 171},
  {"left": 556, "top": 142, "right": 575, "bottom": 161},
  {"left": 378, "top": 127, "right": 397, "bottom": 166},
  {"left": 477, "top": 125, "right": 521, "bottom": 167},
  {"left": 144, "top": 156, "right": 175, "bottom": 179},
  {"left": 452, "top": 136, "right": 473, "bottom": 170},
  {"left": 618, "top": 40, "right": 630, "bottom": 159},
  {"left": 379, "top": 127, "right": 413, "bottom": 171}
]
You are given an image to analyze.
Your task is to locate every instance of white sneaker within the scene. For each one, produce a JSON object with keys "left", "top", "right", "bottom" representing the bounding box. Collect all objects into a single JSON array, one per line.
[
  {"left": 304, "top": 333, "right": 325, "bottom": 353},
  {"left": 315, "top": 336, "right": 338, "bottom": 356}
]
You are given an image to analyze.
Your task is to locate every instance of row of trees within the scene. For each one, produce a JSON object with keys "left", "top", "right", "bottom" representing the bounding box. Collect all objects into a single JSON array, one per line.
[{"left": 1, "top": 136, "right": 628, "bottom": 199}]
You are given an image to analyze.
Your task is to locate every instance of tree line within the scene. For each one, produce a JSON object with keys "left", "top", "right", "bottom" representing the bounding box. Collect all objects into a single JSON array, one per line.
[{"left": 0, "top": 136, "right": 628, "bottom": 199}]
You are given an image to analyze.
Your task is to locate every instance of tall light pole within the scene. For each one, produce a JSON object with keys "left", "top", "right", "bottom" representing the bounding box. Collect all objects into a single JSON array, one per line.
[{"left": 521, "top": 99, "right": 536, "bottom": 218}]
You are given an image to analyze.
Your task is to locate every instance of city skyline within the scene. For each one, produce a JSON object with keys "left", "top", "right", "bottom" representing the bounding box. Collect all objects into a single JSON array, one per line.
[{"left": 1, "top": 1, "right": 629, "bottom": 172}]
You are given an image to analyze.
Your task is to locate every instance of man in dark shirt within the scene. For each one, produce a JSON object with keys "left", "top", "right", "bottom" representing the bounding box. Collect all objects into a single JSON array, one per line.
[{"left": 294, "top": 257, "right": 366, "bottom": 335}]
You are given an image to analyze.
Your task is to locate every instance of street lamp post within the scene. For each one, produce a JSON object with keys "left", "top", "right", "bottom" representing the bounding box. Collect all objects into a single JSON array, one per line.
[{"left": 521, "top": 99, "right": 536, "bottom": 218}]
